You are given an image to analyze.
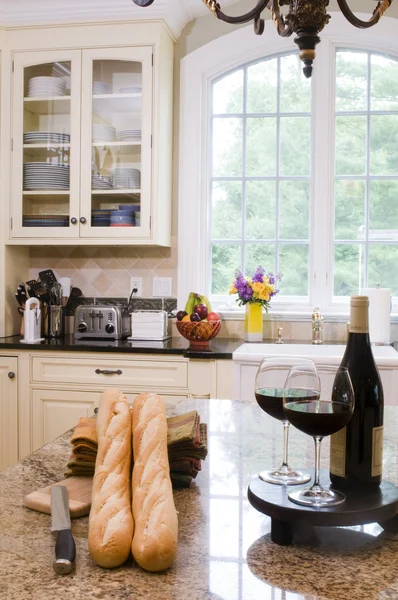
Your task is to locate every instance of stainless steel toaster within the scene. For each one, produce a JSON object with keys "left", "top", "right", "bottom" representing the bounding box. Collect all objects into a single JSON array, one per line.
[{"left": 74, "top": 304, "right": 130, "bottom": 339}]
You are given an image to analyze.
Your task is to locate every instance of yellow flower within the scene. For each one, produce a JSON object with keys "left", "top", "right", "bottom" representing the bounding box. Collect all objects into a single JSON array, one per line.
[
  {"left": 229, "top": 283, "right": 238, "bottom": 295},
  {"left": 251, "top": 282, "right": 263, "bottom": 296}
]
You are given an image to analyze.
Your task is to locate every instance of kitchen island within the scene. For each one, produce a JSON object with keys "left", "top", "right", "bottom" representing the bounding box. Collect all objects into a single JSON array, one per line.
[{"left": 2, "top": 398, "right": 398, "bottom": 600}]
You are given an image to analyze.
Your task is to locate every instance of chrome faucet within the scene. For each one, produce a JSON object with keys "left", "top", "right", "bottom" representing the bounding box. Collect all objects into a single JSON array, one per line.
[
  {"left": 276, "top": 326, "right": 284, "bottom": 344},
  {"left": 312, "top": 307, "right": 323, "bottom": 345}
]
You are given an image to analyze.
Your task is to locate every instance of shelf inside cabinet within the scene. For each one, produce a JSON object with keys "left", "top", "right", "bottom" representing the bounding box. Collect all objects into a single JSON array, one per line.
[
  {"left": 91, "top": 189, "right": 140, "bottom": 195},
  {"left": 92, "top": 141, "right": 140, "bottom": 147},
  {"left": 92, "top": 94, "right": 141, "bottom": 113},
  {"left": 23, "top": 144, "right": 70, "bottom": 158},
  {"left": 24, "top": 97, "right": 71, "bottom": 115},
  {"left": 23, "top": 190, "right": 70, "bottom": 195}
]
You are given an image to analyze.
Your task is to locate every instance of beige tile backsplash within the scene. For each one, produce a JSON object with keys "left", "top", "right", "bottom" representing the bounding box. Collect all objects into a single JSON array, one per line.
[{"left": 29, "top": 236, "right": 179, "bottom": 299}]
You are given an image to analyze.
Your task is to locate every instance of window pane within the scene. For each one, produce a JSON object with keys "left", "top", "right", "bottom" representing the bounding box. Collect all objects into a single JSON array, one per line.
[
  {"left": 280, "top": 117, "right": 310, "bottom": 176},
  {"left": 371, "top": 54, "right": 398, "bottom": 111},
  {"left": 335, "top": 116, "right": 366, "bottom": 175},
  {"left": 213, "top": 69, "right": 244, "bottom": 114},
  {"left": 280, "top": 54, "right": 311, "bottom": 113},
  {"left": 212, "top": 181, "right": 242, "bottom": 240},
  {"left": 336, "top": 51, "right": 367, "bottom": 111},
  {"left": 369, "top": 181, "right": 398, "bottom": 237},
  {"left": 278, "top": 244, "right": 308, "bottom": 295},
  {"left": 335, "top": 180, "right": 365, "bottom": 240},
  {"left": 279, "top": 180, "right": 310, "bottom": 239},
  {"left": 247, "top": 59, "right": 277, "bottom": 113},
  {"left": 245, "top": 181, "right": 275, "bottom": 239},
  {"left": 212, "top": 244, "right": 241, "bottom": 294},
  {"left": 370, "top": 115, "right": 398, "bottom": 176},
  {"left": 368, "top": 245, "right": 398, "bottom": 295},
  {"left": 334, "top": 244, "right": 364, "bottom": 296},
  {"left": 246, "top": 117, "right": 276, "bottom": 176},
  {"left": 212, "top": 118, "right": 243, "bottom": 177},
  {"left": 245, "top": 243, "right": 275, "bottom": 276}
]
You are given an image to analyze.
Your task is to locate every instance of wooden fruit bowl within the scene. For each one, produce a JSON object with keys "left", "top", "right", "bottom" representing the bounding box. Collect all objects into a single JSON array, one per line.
[{"left": 176, "top": 319, "right": 222, "bottom": 349}]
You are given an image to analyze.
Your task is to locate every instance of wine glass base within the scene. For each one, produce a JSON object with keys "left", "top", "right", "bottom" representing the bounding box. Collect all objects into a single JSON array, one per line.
[
  {"left": 288, "top": 487, "right": 346, "bottom": 507},
  {"left": 259, "top": 468, "right": 311, "bottom": 486}
]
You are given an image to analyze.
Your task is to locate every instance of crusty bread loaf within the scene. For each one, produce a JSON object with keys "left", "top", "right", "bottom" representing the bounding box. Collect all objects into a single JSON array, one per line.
[
  {"left": 131, "top": 392, "right": 178, "bottom": 572},
  {"left": 88, "top": 388, "right": 134, "bottom": 568}
]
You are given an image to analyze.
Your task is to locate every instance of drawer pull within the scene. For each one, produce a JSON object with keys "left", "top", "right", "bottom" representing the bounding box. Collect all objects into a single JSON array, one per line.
[{"left": 95, "top": 369, "right": 122, "bottom": 376}]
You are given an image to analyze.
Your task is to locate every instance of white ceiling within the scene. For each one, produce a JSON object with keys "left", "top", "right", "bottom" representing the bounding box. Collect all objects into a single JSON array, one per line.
[{"left": 0, "top": 0, "right": 237, "bottom": 37}]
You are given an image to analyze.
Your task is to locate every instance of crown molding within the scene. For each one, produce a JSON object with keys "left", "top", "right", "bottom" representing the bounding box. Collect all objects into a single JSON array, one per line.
[{"left": 0, "top": 0, "right": 236, "bottom": 37}]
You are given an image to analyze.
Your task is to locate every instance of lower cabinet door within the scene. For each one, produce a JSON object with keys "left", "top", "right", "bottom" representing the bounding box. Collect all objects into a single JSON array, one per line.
[
  {"left": 0, "top": 356, "right": 18, "bottom": 470},
  {"left": 31, "top": 388, "right": 190, "bottom": 452},
  {"left": 31, "top": 389, "right": 101, "bottom": 452}
]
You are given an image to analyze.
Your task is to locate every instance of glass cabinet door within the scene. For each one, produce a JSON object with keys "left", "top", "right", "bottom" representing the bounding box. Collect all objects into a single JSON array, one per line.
[
  {"left": 80, "top": 47, "right": 153, "bottom": 238},
  {"left": 11, "top": 50, "right": 81, "bottom": 238}
]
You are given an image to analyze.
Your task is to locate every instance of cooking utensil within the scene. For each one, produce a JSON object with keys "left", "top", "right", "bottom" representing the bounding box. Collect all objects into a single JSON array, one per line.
[
  {"left": 50, "top": 485, "right": 76, "bottom": 575},
  {"left": 15, "top": 283, "right": 27, "bottom": 306},
  {"left": 38, "top": 269, "right": 58, "bottom": 287},
  {"left": 23, "top": 476, "right": 93, "bottom": 518}
]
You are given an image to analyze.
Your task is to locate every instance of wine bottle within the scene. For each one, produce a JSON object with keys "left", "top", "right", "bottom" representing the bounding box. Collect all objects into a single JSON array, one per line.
[{"left": 330, "top": 295, "right": 384, "bottom": 489}]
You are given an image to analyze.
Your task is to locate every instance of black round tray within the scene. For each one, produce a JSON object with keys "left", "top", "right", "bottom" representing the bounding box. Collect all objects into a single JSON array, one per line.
[{"left": 248, "top": 469, "right": 398, "bottom": 546}]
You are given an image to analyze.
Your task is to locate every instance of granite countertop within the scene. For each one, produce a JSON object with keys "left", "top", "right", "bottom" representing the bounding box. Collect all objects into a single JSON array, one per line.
[
  {"left": 0, "top": 334, "right": 241, "bottom": 359},
  {"left": 2, "top": 398, "right": 398, "bottom": 600}
]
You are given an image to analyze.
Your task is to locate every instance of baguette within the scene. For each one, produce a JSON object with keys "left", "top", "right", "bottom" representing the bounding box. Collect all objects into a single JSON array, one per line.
[
  {"left": 131, "top": 392, "right": 178, "bottom": 572},
  {"left": 88, "top": 388, "right": 134, "bottom": 568}
]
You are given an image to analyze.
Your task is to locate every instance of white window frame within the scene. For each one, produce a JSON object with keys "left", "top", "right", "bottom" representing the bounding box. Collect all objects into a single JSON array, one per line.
[{"left": 178, "top": 13, "right": 398, "bottom": 321}]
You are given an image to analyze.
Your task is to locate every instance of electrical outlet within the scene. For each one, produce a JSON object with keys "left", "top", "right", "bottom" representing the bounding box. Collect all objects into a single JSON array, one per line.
[{"left": 130, "top": 276, "right": 143, "bottom": 297}]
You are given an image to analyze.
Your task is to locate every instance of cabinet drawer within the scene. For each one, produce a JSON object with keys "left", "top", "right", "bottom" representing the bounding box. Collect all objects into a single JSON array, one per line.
[{"left": 31, "top": 356, "right": 188, "bottom": 389}]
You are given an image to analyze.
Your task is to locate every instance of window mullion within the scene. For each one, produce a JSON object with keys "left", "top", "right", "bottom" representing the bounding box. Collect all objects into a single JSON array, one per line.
[{"left": 312, "top": 37, "right": 334, "bottom": 313}]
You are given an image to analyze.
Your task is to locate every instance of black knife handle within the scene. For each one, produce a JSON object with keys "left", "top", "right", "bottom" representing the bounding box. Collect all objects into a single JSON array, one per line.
[{"left": 54, "top": 529, "right": 76, "bottom": 575}]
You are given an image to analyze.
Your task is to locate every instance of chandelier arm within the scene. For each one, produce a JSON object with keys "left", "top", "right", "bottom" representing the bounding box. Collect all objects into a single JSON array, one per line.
[
  {"left": 336, "top": 0, "right": 393, "bottom": 28},
  {"left": 267, "top": 0, "right": 294, "bottom": 37},
  {"left": 202, "top": 0, "right": 269, "bottom": 25}
]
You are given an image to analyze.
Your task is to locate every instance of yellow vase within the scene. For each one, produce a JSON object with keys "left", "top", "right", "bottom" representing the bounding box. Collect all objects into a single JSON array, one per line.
[{"left": 244, "top": 303, "right": 263, "bottom": 342}]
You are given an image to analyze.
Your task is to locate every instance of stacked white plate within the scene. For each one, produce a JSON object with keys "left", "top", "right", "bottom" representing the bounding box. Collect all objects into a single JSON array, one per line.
[
  {"left": 51, "top": 63, "right": 71, "bottom": 94},
  {"left": 118, "top": 129, "right": 141, "bottom": 142},
  {"left": 119, "top": 86, "right": 142, "bottom": 94},
  {"left": 93, "top": 81, "right": 110, "bottom": 94},
  {"left": 23, "top": 162, "right": 70, "bottom": 191},
  {"left": 92, "top": 175, "right": 113, "bottom": 190},
  {"left": 111, "top": 167, "right": 141, "bottom": 189},
  {"left": 28, "top": 76, "right": 66, "bottom": 97},
  {"left": 24, "top": 131, "right": 70, "bottom": 144},
  {"left": 92, "top": 124, "right": 116, "bottom": 143}
]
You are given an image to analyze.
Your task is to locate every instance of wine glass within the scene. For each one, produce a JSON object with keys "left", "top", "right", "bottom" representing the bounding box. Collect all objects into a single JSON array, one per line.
[
  {"left": 254, "top": 356, "right": 320, "bottom": 485},
  {"left": 284, "top": 364, "right": 354, "bottom": 507}
]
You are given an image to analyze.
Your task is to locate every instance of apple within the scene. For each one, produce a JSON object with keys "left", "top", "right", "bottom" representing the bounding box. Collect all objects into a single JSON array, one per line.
[
  {"left": 177, "top": 310, "right": 188, "bottom": 321},
  {"left": 207, "top": 311, "right": 221, "bottom": 321},
  {"left": 190, "top": 313, "right": 201, "bottom": 322},
  {"left": 194, "top": 304, "right": 208, "bottom": 320}
]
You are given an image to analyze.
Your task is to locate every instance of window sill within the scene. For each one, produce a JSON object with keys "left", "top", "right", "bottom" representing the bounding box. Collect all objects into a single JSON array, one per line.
[{"left": 217, "top": 308, "right": 398, "bottom": 325}]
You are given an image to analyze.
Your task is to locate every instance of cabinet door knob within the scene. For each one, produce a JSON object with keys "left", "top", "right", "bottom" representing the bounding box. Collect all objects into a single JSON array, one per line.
[
  {"left": 70, "top": 217, "right": 77, "bottom": 224},
  {"left": 8, "top": 371, "right": 15, "bottom": 379},
  {"left": 80, "top": 217, "right": 87, "bottom": 224}
]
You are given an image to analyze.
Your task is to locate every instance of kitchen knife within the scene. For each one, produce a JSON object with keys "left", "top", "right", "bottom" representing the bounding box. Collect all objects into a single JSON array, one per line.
[{"left": 50, "top": 485, "right": 76, "bottom": 574}]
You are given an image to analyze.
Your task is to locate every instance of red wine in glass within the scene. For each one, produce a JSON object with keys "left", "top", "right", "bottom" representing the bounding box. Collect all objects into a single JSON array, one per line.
[
  {"left": 284, "top": 400, "right": 352, "bottom": 438},
  {"left": 255, "top": 388, "right": 320, "bottom": 422}
]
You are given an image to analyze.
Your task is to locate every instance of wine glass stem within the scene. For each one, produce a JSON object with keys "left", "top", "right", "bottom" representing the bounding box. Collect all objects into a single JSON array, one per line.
[
  {"left": 282, "top": 421, "right": 290, "bottom": 467},
  {"left": 312, "top": 436, "right": 323, "bottom": 491}
]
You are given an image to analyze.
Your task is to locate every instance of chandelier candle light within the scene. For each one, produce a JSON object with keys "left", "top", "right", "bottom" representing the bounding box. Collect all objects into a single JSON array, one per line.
[
  {"left": 132, "top": 0, "right": 394, "bottom": 77},
  {"left": 230, "top": 267, "right": 281, "bottom": 342}
]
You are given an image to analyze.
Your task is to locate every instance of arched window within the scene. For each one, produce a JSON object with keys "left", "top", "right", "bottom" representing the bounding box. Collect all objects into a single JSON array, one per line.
[{"left": 178, "top": 14, "right": 398, "bottom": 317}]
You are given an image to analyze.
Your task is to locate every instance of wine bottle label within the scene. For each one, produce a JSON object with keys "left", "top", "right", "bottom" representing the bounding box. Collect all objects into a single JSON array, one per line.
[
  {"left": 372, "top": 425, "right": 384, "bottom": 477},
  {"left": 349, "top": 296, "right": 369, "bottom": 334},
  {"left": 330, "top": 427, "right": 346, "bottom": 477}
]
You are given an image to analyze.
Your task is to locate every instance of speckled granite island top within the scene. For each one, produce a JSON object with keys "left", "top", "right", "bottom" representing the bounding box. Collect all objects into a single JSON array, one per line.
[{"left": 2, "top": 398, "right": 398, "bottom": 600}]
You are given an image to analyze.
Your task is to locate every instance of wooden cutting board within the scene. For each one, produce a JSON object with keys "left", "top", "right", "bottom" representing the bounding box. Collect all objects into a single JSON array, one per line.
[{"left": 23, "top": 476, "right": 93, "bottom": 519}]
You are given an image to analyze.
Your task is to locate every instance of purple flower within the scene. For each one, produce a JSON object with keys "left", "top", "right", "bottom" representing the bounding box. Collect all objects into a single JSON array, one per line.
[{"left": 252, "top": 266, "right": 265, "bottom": 283}]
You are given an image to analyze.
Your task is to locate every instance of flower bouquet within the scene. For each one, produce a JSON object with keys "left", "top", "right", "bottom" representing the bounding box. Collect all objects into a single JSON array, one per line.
[{"left": 229, "top": 266, "right": 281, "bottom": 341}]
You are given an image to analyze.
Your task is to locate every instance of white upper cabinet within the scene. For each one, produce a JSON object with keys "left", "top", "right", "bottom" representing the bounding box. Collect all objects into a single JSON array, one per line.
[{"left": 9, "top": 29, "right": 173, "bottom": 245}]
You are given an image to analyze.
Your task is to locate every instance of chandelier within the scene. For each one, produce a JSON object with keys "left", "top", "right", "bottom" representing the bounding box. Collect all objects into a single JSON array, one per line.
[{"left": 132, "top": 0, "right": 394, "bottom": 77}]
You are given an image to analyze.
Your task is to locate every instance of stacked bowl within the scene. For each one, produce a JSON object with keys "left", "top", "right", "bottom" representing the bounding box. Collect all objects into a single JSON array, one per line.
[
  {"left": 111, "top": 166, "right": 141, "bottom": 189},
  {"left": 119, "top": 204, "right": 140, "bottom": 226},
  {"left": 110, "top": 209, "right": 134, "bottom": 227},
  {"left": 92, "top": 124, "right": 116, "bottom": 143}
]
